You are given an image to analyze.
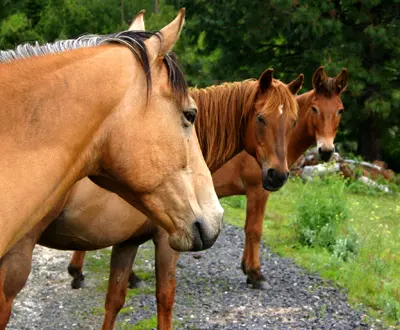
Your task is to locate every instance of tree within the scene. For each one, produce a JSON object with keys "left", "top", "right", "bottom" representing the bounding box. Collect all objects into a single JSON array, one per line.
[{"left": 168, "top": 0, "right": 400, "bottom": 170}]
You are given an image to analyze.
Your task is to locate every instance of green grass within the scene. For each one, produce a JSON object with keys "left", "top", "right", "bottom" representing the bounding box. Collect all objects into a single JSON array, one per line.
[
  {"left": 221, "top": 177, "right": 400, "bottom": 327},
  {"left": 117, "top": 315, "right": 157, "bottom": 330}
]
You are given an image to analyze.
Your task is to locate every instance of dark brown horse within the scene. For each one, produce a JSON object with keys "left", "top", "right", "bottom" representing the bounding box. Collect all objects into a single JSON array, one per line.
[
  {"left": 0, "top": 12, "right": 304, "bottom": 329},
  {"left": 66, "top": 66, "right": 347, "bottom": 330}
]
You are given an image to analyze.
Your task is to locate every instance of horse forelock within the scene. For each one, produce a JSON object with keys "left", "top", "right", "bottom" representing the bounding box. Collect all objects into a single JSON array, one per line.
[
  {"left": 315, "top": 77, "right": 338, "bottom": 98},
  {"left": 0, "top": 31, "right": 188, "bottom": 104},
  {"left": 257, "top": 79, "right": 298, "bottom": 120}
]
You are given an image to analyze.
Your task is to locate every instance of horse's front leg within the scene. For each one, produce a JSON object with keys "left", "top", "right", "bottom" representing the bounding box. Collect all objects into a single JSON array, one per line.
[
  {"left": 68, "top": 251, "right": 87, "bottom": 289},
  {"left": 102, "top": 242, "right": 138, "bottom": 330},
  {"left": 0, "top": 237, "right": 35, "bottom": 329},
  {"left": 241, "top": 184, "right": 271, "bottom": 289},
  {"left": 153, "top": 228, "right": 180, "bottom": 330}
]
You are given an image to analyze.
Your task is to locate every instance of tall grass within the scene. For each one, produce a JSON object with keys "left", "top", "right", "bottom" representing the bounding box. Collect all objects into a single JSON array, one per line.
[{"left": 220, "top": 175, "right": 400, "bottom": 327}]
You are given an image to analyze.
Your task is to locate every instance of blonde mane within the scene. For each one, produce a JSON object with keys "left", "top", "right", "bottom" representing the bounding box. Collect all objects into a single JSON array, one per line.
[{"left": 191, "top": 78, "right": 297, "bottom": 172}]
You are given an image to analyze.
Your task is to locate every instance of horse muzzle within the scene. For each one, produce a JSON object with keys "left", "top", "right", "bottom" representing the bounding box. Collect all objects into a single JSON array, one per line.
[
  {"left": 190, "top": 217, "right": 220, "bottom": 251},
  {"left": 318, "top": 146, "right": 335, "bottom": 162},
  {"left": 262, "top": 168, "right": 289, "bottom": 191}
]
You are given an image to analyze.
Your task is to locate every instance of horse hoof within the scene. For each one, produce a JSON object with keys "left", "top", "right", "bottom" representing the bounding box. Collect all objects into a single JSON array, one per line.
[
  {"left": 71, "top": 274, "right": 86, "bottom": 289},
  {"left": 252, "top": 279, "right": 271, "bottom": 290},
  {"left": 71, "top": 278, "right": 86, "bottom": 289},
  {"left": 128, "top": 272, "right": 143, "bottom": 289}
]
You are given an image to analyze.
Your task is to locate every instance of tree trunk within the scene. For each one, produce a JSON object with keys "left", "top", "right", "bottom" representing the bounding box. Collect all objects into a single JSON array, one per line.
[
  {"left": 358, "top": 115, "right": 382, "bottom": 161},
  {"left": 154, "top": 0, "right": 159, "bottom": 14}
]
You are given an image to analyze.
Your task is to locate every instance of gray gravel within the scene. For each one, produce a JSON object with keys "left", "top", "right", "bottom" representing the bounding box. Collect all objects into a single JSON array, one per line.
[{"left": 8, "top": 224, "right": 387, "bottom": 329}]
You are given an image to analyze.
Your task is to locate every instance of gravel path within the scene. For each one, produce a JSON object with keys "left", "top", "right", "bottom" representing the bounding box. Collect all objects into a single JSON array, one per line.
[{"left": 8, "top": 224, "right": 386, "bottom": 329}]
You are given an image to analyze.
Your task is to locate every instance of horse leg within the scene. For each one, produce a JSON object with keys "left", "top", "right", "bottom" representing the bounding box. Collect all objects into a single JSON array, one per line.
[
  {"left": 102, "top": 242, "right": 138, "bottom": 330},
  {"left": 68, "top": 251, "right": 142, "bottom": 290},
  {"left": 153, "top": 228, "right": 180, "bottom": 330},
  {"left": 241, "top": 185, "right": 271, "bottom": 289},
  {"left": 128, "top": 269, "right": 142, "bottom": 289},
  {"left": 68, "top": 251, "right": 87, "bottom": 289},
  {"left": 0, "top": 237, "right": 35, "bottom": 329}
]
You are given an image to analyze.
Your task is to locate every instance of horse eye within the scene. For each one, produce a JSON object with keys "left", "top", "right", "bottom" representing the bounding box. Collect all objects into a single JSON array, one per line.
[
  {"left": 183, "top": 108, "right": 197, "bottom": 124},
  {"left": 338, "top": 109, "right": 344, "bottom": 115},
  {"left": 312, "top": 106, "right": 319, "bottom": 114},
  {"left": 292, "top": 120, "right": 297, "bottom": 128},
  {"left": 257, "top": 114, "right": 266, "bottom": 125}
]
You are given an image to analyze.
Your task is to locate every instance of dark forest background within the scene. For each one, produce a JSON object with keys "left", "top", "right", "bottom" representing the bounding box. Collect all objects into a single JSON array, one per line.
[{"left": 1, "top": 0, "right": 399, "bottom": 170}]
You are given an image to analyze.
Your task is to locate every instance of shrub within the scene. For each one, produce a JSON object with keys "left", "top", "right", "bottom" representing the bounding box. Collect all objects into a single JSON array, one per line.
[
  {"left": 294, "top": 174, "right": 349, "bottom": 251},
  {"left": 346, "top": 179, "right": 385, "bottom": 196},
  {"left": 332, "top": 229, "right": 360, "bottom": 261}
]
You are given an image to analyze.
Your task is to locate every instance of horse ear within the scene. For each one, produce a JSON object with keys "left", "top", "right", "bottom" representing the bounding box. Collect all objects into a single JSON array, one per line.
[
  {"left": 312, "top": 66, "right": 327, "bottom": 90},
  {"left": 259, "top": 68, "right": 274, "bottom": 93},
  {"left": 145, "top": 8, "right": 185, "bottom": 63},
  {"left": 335, "top": 68, "right": 348, "bottom": 94},
  {"left": 129, "top": 9, "right": 146, "bottom": 31},
  {"left": 288, "top": 74, "right": 304, "bottom": 95}
]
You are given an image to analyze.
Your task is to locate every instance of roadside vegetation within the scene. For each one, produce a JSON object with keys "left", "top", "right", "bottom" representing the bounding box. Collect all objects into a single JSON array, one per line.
[{"left": 221, "top": 173, "right": 400, "bottom": 327}]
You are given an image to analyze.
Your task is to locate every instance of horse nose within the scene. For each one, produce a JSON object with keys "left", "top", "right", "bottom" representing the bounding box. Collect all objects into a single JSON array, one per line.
[
  {"left": 191, "top": 218, "right": 218, "bottom": 251},
  {"left": 262, "top": 168, "right": 289, "bottom": 191},
  {"left": 318, "top": 147, "right": 334, "bottom": 162}
]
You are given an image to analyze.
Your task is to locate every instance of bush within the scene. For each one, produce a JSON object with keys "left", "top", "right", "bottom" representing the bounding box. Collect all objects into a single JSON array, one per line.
[
  {"left": 346, "top": 179, "right": 385, "bottom": 196},
  {"left": 332, "top": 229, "right": 360, "bottom": 261},
  {"left": 294, "top": 174, "right": 349, "bottom": 251},
  {"left": 346, "top": 175, "right": 400, "bottom": 196}
]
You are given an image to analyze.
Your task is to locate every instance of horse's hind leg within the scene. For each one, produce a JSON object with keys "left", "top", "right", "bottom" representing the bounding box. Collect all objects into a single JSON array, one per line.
[
  {"left": 153, "top": 228, "right": 180, "bottom": 330},
  {"left": 68, "top": 251, "right": 87, "bottom": 289},
  {"left": 0, "top": 237, "right": 34, "bottom": 329},
  {"left": 102, "top": 242, "right": 138, "bottom": 330},
  {"left": 128, "top": 270, "right": 142, "bottom": 289},
  {"left": 68, "top": 251, "right": 143, "bottom": 289},
  {"left": 241, "top": 184, "right": 271, "bottom": 290}
]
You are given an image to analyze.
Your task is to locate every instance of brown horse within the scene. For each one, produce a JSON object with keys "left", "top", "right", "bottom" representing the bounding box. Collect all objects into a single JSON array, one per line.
[
  {"left": 0, "top": 15, "right": 304, "bottom": 330},
  {"left": 64, "top": 66, "right": 348, "bottom": 329},
  {"left": 0, "top": 9, "right": 225, "bottom": 257},
  {"left": 214, "top": 66, "right": 348, "bottom": 289}
]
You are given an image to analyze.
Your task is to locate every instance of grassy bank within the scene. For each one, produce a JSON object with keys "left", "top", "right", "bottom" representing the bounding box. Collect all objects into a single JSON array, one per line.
[{"left": 221, "top": 176, "right": 400, "bottom": 328}]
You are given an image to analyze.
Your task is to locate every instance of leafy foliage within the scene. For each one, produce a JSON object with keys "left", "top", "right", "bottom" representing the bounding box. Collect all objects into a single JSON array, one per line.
[{"left": 292, "top": 174, "right": 361, "bottom": 262}]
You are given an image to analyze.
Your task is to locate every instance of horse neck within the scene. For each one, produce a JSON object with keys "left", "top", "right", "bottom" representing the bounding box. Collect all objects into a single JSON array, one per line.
[
  {"left": 0, "top": 46, "right": 136, "bottom": 256},
  {"left": 287, "top": 90, "right": 316, "bottom": 166},
  {"left": 190, "top": 80, "right": 258, "bottom": 173}
]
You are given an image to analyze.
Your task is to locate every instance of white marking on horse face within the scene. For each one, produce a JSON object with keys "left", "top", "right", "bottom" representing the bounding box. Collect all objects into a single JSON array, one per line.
[{"left": 278, "top": 104, "right": 284, "bottom": 116}]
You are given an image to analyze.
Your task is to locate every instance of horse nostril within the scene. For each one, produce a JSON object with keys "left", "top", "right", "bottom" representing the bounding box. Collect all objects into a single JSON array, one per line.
[
  {"left": 319, "top": 148, "right": 334, "bottom": 161},
  {"left": 191, "top": 220, "right": 203, "bottom": 251},
  {"left": 267, "top": 168, "right": 288, "bottom": 184},
  {"left": 191, "top": 218, "right": 217, "bottom": 251},
  {"left": 267, "top": 168, "right": 276, "bottom": 180}
]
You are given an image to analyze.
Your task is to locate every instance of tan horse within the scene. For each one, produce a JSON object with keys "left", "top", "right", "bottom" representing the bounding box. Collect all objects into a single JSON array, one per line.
[
  {"left": 0, "top": 9, "right": 224, "bottom": 256},
  {"left": 63, "top": 66, "right": 348, "bottom": 329},
  {"left": 0, "top": 10, "right": 304, "bottom": 329}
]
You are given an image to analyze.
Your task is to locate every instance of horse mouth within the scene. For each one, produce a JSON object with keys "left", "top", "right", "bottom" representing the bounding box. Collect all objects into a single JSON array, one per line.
[{"left": 262, "top": 182, "right": 283, "bottom": 192}]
